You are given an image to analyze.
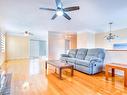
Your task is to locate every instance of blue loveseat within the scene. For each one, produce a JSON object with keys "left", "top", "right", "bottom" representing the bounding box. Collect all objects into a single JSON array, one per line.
[{"left": 60, "top": 48, "right": 105, "bottom": 74}]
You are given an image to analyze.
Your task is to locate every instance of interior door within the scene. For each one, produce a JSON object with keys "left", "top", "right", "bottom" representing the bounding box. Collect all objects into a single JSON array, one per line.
[
  {"left": 30, "top": 40, "right": 47, "bottom": 58},
  {"left": 65, "top": 39, "right": 70, "bottom": 53},
  {"left": 30, "top": 40, "right": 40, "bottom": 58}
]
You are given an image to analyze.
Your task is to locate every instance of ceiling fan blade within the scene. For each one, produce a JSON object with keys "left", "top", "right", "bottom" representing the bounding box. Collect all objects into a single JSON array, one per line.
[
  {"left": 104, "top": 36, "right": 107, "bottom": 38},
  {"left": 40, "top": 8, "right": 56, "bottom": 11},
  {"left": 55, "top": 0, "right": 63, "bottom": 8},
  {"left": 63, "top": 13, "right": 71, "bottom": 20},
  {"left": 51, "top": 14, "right": 57, "bottom": 20},
  {"left": 29, "top": 33, "right": 34, "bottom": 35},
  {"left": 64, "top": 6, "right": 80, "bottom": 12}
]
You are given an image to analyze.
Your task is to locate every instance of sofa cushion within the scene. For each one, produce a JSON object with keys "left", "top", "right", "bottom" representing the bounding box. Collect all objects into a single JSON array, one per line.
[
  {"left": 85, "top": 56, "right": 102, "bottom": 62},
  {"left": 85, "top": 56, "right": 93, "bottom": 61},
  {"left": 86, "top": 48, "right": 105, "bottom": 60},
  {"left": 76, "top": 59, "right": 91, "bottom": 67},
  {"left": 67, "top": 58, "right": 77, "bottom": 63},
  {"left": 76, "top": 49, "right": 88, "bottom": 60},
  {"left": 68, "top": 49, "right": 77, "bottom": 58}
]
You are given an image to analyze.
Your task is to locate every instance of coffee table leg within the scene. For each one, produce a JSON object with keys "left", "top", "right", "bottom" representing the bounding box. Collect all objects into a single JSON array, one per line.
[
  {"left": 124, "top": 69, "right": 127, "bottom": 87},
  {"left": 112, "top": 68, "right": 115, "bottom": 77},
  {"left": 71, "top": 66, "right": 74, "bottom": 76},
  {"left": 45, "top": 61, "right": 47, "bottom": 75},
  {"left": 59, "top": 68, "right": 62, "bottom": 79},
  {"left": 105, "top": 65, "right": 109, "bottom": 80},
  {"left": 45, "top": 61, "right": 47, "bottom": 69},
  {"left": 55, "top": 68, "right": 57, "bottom": 73}
]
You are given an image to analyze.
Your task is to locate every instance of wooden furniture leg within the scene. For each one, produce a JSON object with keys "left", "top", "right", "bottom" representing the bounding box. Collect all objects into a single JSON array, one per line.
[
  {"left": 124, "top": 69, "right": 127, "bottom": 87},
  {"left": 45, "top": 61, "right": 47, "bottom": 74},
  {"left": 45, "top": 61, "right": 47, "bottom": 70},
  {"left": 71, "top": 66, "right": 74, "bottom": 76},
  {"left": 112, "top": 68, "right": 115, "bottom": 77},
  {"left": 59, "top": 68, "right": 62, "bottom": 79},
  {"left": 106, "top": 63, "right": 127, "bottom": 87},
  {"left": 55, "top": 68, "right": 57, "bottom": 73},
  {"left": 105, "top": 65, "right": 109, "bottom": 80}
]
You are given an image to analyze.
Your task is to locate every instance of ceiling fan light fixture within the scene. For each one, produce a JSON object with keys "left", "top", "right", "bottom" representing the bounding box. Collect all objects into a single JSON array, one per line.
[
  {"left": 56, "top": 10, "right": 63, "bottom": 16},
  {"left": 24, "top": 31, "right": 29, "bottom": 36},
  {"left": 24, "top": 33, "right": 29, "bottom": 37},
  {"left": 39, "top": 0, "right": 80, "bottom": 20}
]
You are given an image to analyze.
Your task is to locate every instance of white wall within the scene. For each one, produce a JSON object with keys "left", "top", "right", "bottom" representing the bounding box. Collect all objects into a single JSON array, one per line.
[
  {"left": 0, "top": 52, "right": 5, "bottom": 65},
  {"left": 87, "top": 32, "right": 95, "bottom": 48},
  {"left": 6, "top": 35, "right": 29, "bottom": 60},
  {"left": 77, "top": 32, "right": 95, "bottom": 48},
  {"left": 48, "top": 32, "right": 65, "bottom": 60}
]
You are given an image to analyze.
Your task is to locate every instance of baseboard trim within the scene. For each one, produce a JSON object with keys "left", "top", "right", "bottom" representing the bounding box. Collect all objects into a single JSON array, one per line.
[{"left": 6, "top": 58, "right": 29, "bottom": 61}]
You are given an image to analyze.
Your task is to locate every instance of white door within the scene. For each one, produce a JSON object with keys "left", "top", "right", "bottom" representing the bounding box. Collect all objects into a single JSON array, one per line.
[
  {"left": 65, "top": 40, "right": 70, "bottom": 53},
  {"left": 30, "top": 40, "right": 40, "bottom": 58}
]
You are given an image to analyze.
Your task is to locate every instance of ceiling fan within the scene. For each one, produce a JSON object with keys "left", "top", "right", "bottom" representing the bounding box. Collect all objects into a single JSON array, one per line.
[
  {"left": 39, "top": 0, "right": 80, "bottom": 20},
  {"left": 10, "top": 31, "right": 34, "bottom": 36},
  {"left": 8, "top": 31, "right": 34, "bottom": 37},
  {"left": 23, "top": 31, "right": 33, "bottom": 36}
]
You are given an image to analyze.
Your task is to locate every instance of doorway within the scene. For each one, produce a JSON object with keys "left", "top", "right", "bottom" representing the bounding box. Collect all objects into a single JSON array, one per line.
[
  {"left": 65, "top": 39, "right": 70, "bottom": 53},
  {"left": 29, "top": 39, "right": 47, "bottom": 58}
]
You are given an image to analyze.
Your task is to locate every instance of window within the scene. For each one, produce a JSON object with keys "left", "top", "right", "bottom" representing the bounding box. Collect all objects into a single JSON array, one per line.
[
  {"left": 113, "top": 43, "right": 127, "bottom": 50},
  {"left": 0, "top": 32, "right": 5, "bottom": 53}
]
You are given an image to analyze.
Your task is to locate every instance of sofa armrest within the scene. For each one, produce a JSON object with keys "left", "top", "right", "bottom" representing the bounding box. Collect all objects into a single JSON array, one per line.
[
  {"left": 90, "top": 58, "right": 102, "bottom": 63},
  {"left": 90, "top": 59, "right": 103, "bottom": 74},
  {"left": 61, "top": 54, "right": 69, "bottom": 57}
]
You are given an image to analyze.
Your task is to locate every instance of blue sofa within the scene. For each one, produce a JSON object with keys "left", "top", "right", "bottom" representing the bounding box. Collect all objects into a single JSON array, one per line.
[{"left": 60, "top": 48, "right": 105, "bottom": 74}]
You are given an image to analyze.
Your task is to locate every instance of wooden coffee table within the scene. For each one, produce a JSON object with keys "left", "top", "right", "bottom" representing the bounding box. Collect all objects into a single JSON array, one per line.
[
  {"left": 45, "top": 60, "right": 74, "bottom": 79},
  {"left": 105, "top": 63, "right": 127, "bottom": 87}
]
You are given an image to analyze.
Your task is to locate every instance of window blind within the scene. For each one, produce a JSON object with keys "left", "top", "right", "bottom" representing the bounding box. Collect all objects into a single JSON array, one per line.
[{"left": 0, "top": 32, "right": 5, "bottom": 53}]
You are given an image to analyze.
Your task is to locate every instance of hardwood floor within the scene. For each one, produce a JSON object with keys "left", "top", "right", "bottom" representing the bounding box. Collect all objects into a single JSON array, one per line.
[{"left": 2, "top": 59, "right": 127, "bottom": 95}]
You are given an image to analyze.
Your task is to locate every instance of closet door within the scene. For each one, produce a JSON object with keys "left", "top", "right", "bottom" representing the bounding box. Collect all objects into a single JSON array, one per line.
[
  {"left": 30, "top": 40, "right": 40, "bottom": 58},
  {"left": 30, "top": 40, "right": 47, "bottom": 58}
]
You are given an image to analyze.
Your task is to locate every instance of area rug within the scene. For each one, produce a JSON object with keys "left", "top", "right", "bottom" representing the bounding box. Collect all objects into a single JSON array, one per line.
[{"left": 0, "top": 73, "right": 12, "bottom": 95}]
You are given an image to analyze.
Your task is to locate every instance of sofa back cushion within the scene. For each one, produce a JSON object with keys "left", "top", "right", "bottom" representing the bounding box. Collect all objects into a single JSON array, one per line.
[
  {"left": 85, "top": 56, "right": 100, "bottom": 62},
  {"left": 68, "top": 49, "right": 77, "bottom": 58},
  {"left": 76, "top": 49, "right": 88, "bottom": 60},
  {"left": 85, "top": 48, "right": 105, "bottom": 61}
]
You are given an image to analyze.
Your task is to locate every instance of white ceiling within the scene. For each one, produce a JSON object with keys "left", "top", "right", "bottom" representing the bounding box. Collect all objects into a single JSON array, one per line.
[{"left": 0, "top": 0, "right": 127, "bottom": 35}]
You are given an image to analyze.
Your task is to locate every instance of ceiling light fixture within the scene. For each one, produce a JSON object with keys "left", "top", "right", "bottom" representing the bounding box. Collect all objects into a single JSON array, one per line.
[
  {"left": 56, "top": 10, "right": 64, "bottom": 16},
  {"left": 104, "top": 22, "right": 118, "bottom": 41},
  {"left": 39, "top": 0, "right": 80, "bottom": 20},
  {"left": 24, "top": 31, "right": 29, "bottom": 36}
]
